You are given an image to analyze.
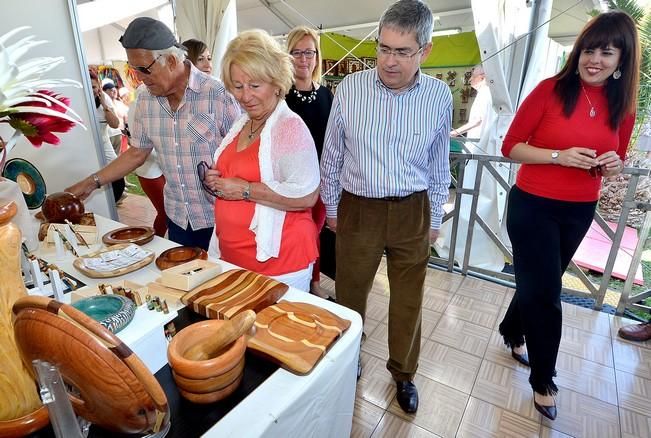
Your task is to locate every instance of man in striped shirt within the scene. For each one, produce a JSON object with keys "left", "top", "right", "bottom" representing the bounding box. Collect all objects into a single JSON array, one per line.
[
  {"left": 320, "top": 0, "right": 452, "bottom": 414},
  {"left": 67, "top": 18, "right": 240, "bottom": 250}
]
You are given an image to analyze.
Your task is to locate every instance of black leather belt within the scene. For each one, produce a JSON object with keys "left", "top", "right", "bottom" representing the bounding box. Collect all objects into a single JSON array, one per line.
[{"left": 345, "top": 190, "right": 425, "bottom": 202}]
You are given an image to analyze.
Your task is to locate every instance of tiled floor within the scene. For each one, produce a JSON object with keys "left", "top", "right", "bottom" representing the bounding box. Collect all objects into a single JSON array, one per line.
[{"left": 119, "top": 194, "right": 651, "bottom": 438}]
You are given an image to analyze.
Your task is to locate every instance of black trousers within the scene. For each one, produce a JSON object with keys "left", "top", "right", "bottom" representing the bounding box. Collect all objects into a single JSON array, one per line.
[{"left": 499, "top": 186, "right": 595, "bottom": 395}]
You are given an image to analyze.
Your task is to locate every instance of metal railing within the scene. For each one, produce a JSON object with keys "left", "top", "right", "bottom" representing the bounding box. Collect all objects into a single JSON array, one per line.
[{"left": 430, "top": 149, "right": 651, "bottom": 316}]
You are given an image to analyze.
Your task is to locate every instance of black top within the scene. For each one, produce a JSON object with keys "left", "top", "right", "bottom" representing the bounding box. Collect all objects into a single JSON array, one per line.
[{"left": 286, "top": 85, "right": 334, "bottom": 160}]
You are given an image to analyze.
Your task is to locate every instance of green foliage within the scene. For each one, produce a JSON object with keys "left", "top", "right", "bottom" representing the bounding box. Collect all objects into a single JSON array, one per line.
[{"left": 606, "top": 0, "right": 651, "bottom": 143}]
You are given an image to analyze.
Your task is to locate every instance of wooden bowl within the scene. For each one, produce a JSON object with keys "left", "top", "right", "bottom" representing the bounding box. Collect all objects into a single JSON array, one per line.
[
  {"left": 167, "top": 319, "right": 246, "bottom": 382},
  {"left": 177, "top": 373, "right": 243, "bottom": 404},
  {"left": 155, "top": 246, "right": 208, "bottom": 270},
  {"left": 171, "top": 356, "right": 245, "bottom": 394},
  {"left": 12, "top": 296, "right": 169, "bottom": 435},
  {"left": 41, "top": 192, "right": 85, "bottom": 224},
  {"left": 102, "top": 226, "right": 155, "bottom": 246},
  {"left": 0, "top": 405, "right": 49, "bottom": 437},
  {"left": 71, "top": 295, "right": 136, "bottom": 334}
]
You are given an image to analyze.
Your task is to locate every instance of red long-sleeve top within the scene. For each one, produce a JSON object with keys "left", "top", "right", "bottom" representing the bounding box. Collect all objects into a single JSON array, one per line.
[{"left": 502, "top": 78, "right": 634, "bottom": 202}]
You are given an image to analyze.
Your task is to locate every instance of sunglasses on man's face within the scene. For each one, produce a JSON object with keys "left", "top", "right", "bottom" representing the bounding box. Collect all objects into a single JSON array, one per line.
[
  {"left": 128, "top": 55, "right": 162, "bottom": 75},
  {"left": 197, "top": 161, "right": 219, "bottom": 197}
]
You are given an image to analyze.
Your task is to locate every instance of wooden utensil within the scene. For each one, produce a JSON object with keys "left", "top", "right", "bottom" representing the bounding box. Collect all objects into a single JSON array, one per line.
[{"left": 183, "top": 310, "right": 256, "bottom": 361}]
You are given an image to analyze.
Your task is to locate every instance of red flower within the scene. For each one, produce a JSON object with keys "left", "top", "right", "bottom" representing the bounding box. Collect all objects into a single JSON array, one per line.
[{"left": 7, "top": 90, "right": 76, "bottom": 147}]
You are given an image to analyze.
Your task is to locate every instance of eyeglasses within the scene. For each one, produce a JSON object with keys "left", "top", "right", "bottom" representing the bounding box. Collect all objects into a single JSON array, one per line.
[
  {"left": 376, "top": 44, "right": 423, "bottom": 60},
  {"left": 290, "top": 49, "right": 318, "bottom": 59},
  {"left": 128, "top": 55, "right": 162, "bottom": 75},
  {"left": 197, "top": 161, "right": 219, "bottom": 197}
]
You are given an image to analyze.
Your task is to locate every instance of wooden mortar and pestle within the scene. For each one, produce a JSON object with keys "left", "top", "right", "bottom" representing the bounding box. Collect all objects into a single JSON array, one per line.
[
  {"left": 183, "top": 310, "right": 256, "bottom": 361},
  {"left": 167, "top": 310, "right": 256, "bottom": 403}
]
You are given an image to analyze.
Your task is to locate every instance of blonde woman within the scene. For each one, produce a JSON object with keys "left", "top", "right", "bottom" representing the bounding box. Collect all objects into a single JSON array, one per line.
[
  {"left": 286, "top": 26, "right": 335, "bottom": 299},
  {"left": 202, "top": 30, "right": 320, "bottom": 291}
]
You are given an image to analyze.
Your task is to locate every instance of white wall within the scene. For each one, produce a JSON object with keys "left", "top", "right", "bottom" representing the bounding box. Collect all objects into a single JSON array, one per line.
[{"left": 1, "top": 0, "right": 116, "bottom": 219}]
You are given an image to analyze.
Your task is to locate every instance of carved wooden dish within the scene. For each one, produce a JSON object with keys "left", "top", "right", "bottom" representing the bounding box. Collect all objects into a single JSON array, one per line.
[
  {"left": 102, "top": 226, "right": 155, "bottom": 246},
  {"left": 181, "top": 269, "right": 288, "bottom": 320},
  {"left": 155, "top": 246, "right": 208, "bottom": 270},
  {"left": 12, "top": 296, "right": 169, "bottom": 434},
  {"left": 72, "top": 243, "right": 155, "bottom": 279},
  {"left": 247, "top": 301, "right": 351, "bottom": 374}
]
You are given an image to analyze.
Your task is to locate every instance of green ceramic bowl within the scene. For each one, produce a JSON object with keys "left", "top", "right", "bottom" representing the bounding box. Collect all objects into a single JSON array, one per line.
[{"left": 72, "top": 295, "right": 136, "bottom": 334}]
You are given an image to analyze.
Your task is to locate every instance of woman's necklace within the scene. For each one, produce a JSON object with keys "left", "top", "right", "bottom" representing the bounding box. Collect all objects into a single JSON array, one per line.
[
  {"left": 248, "top": 115, "right": 269, "bottom": 140},
  {"left": 291, "top": 84, "right": 317, "bottom": 103},
  {"left": 580, "top": 83, "right": 597, "bottom": 118}
]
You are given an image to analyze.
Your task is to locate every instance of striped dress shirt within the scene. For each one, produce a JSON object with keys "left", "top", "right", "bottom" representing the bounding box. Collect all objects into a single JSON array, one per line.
[
  {"left": 131, "top": 64, "right": 241, "bottom": 230},
  {"left": 320, "top": 68, "right": 452, "bottom": 229}
]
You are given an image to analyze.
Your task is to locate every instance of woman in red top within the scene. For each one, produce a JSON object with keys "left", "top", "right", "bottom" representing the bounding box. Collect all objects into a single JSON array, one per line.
[
  {"left": 498, "top": 11, "right": 640, "bottom": 420},
  {"left": 201, "top": 30, "right": 320, "bottom": 292}
]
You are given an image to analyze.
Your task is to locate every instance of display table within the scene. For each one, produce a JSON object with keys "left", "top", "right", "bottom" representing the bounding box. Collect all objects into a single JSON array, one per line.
[{"left": 33, "top": 215, "right": 362, "bottom": 438}]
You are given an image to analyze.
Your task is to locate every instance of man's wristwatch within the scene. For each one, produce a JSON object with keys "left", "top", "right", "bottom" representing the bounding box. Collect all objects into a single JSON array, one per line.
[
  {"left": 91, "top": 173, "right": 102, "bottom": 189},
  {"left": 242, "top": 183, "right": 251, "bottom": 201},
  {"left": 551, "top": 150, "right": 560, "bottom": 163}
]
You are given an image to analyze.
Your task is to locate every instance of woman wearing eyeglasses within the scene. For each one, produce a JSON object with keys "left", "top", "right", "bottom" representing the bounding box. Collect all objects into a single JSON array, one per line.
[
  {"left": 202, "top": 30, "right": 320, "bottom": 291},
  {"left": 182, "top": 39, "right": 213, "bottom": 76},
  {"left": 285, "top": 26, "right": 335, "bottom": 299},
  {"left": 498, "top": 11, "right": 639, "bottom": 420}
]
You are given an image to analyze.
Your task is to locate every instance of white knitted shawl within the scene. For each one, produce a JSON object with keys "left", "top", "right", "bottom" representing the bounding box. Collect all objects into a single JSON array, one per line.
[{"left": 208, "top": 100, "right": 320, "bottom": 262}]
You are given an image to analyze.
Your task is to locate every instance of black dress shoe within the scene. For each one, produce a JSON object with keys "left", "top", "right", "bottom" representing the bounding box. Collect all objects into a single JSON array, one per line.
[
  {"left": 396, "top": 381, "right": 419, "bottom": 413},
  {"left": 533, "top": 395, "right": 557, "bottom": 420},
  {"left": 511, "top": 350, "right": 530, "bottom": 367}
]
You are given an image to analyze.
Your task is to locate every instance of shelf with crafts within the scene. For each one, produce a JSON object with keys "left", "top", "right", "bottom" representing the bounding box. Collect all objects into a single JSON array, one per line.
[{"left": 321, "top": 57, "right": 377, "bottom": 93}]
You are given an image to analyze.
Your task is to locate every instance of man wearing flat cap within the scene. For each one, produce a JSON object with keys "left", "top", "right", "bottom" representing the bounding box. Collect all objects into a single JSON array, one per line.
[{"left": 68, "top": 17, "right": 241, "bottom": 249}]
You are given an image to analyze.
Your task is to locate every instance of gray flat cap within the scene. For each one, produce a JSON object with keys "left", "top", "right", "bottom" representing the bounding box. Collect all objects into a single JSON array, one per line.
[{"left": 120, "top": 17, "right": 184, "bottom": 50}]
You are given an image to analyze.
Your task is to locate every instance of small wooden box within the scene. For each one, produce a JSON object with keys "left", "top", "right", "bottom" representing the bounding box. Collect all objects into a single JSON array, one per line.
[{"left": 159, "top": 260, "right": 221, "bottom": 292}]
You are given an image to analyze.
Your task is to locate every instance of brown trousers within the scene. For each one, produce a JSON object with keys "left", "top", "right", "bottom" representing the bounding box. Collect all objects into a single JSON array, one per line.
[{"left": 336, "top": 190, "right": 430, "bottom": 381}]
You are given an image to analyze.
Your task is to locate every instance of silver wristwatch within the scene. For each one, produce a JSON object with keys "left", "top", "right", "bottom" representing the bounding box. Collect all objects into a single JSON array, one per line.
[{"left": 551, "top": 150, "right": 560, "bottom": 163}]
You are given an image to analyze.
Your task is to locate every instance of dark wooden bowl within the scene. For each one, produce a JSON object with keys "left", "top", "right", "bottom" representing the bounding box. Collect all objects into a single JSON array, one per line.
[
  {"left": 155, "top": 246, "right": 208, "bottom": 271},
  {"left": 102, "top": 226, "right": 155, "bottom": 246},
  {"left": 41, "top": 192, "right": 85, "bottom": 224}
]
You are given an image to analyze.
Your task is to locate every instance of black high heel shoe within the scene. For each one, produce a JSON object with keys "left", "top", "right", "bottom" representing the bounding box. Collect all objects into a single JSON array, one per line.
[
  {"left": 511, "top": 349, "right": 530, "bottom": 367},
  {"left": 533, "top": 392, "right": 557, "bottom": 420}
]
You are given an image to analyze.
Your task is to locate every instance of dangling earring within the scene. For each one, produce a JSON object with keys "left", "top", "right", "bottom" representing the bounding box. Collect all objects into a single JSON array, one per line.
[{"left": 613, "top": 68, "right": 621, "bottom": 80}]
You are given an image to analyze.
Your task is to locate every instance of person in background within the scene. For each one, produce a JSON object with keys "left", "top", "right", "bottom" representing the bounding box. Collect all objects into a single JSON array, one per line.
[
  {"left": 102, "top": 80, "right": 128, "bottom": 155},
  {"left": 183, "top": 39, "right": 213, "bottom": 76},
  {"left": 497, "top": 11, "right": 639, "bottom": 420},
  {"left": 285, "top": 25, "right": 335, "bottom": 299},
  {"left": 450, "top": 65, "right": 492, "bottom": 139},
  {"left": 320, "top": 0, "right": 452, "bottom": 413},
  {"left": 90, "top": 72, "right": 125, "bottom": 202},
  {"left": 67, "top": 17, "right": 240, "bottom": 250},
  {"left": 202, "top": 30, "right": 320, "bottom": 292}
]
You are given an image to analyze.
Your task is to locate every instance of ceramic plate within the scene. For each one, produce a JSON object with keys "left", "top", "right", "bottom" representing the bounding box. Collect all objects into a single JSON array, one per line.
[
  {"left": 72, "top": 294, "right": 136, "bottom": 333},
  {"left": 2, "top": 158, "right": 47, "bottom": 209}
]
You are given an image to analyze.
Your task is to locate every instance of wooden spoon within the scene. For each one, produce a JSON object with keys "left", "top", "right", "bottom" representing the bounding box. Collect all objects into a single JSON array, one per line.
[{"left": 183, "top": 310, "right": 256, "bottom": 361}]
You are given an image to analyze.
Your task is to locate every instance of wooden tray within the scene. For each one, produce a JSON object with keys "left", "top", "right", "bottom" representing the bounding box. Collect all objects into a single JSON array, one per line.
[
  {"left": 247, "top": 301, "right": 351, "bottom": 374},
  {"left": 155, "top": 246, "right": 208, "bottom": 270},
  {"left": 102, "top": 226, "right": 155, "bottom": 246},
  {"left": 12, "top": 296, "right": 169, "bottom": 434},
  {"left": 181, "top": 269, "right": 288, "bottom": 320},
  {"left": 72, "top": 243, "right": 155, "bottom": 279}
]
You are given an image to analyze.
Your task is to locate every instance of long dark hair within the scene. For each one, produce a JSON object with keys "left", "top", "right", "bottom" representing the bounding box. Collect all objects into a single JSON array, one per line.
[{"left": 553, "top": 11, "right": 640, "bottom": 130}]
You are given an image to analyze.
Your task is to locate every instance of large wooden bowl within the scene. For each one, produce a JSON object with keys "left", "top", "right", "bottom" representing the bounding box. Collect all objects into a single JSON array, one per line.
[
  {"left": 155, "top": 246, "right": 208, "bottom": 270},
  {"left": 102, "top": 226, "right": 155, "bottom": 246},
  {"left": 12, "top": 296, "right": 169, "bottom": 434},
  {"left": 41, "top": 192, "right": 85, "bottom": 224},
  {"left": 0, "top": 405, "right": 49, "bottom": 437}
]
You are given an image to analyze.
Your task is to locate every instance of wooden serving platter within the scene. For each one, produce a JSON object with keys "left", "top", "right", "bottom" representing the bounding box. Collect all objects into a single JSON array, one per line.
[
  {"left": 181, "top": 269, "right": 288, "bottom": 320},
  {"left": 247, "top": 301, "right": 351, "bottom": 375},
  {"left": 72, "top": 243, "right": 155, "bottom": 279}
]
